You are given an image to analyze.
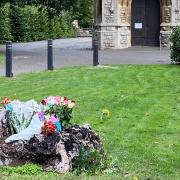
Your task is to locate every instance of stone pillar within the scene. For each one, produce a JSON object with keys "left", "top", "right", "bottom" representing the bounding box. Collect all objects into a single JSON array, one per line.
[
  {"left": 172, "top": 0, "right": 180, "bottom": 24},
  {"left": 95, "top": 0, "right": 131, "bottom": 50},
  {"left": 95, "top": 0, "right": 180, "bottom": 50},
  {"left": 95, "top": 0, "right": 118, "bottom": 49},
  {"left": 160, "top": 0, "right": 180, "bottom": 47},
  {"left": 160, "top": 0, "right": 172, "bottom": 47},
  {"left": 118, "top": 0, "right": 132, "bottom": 48}
]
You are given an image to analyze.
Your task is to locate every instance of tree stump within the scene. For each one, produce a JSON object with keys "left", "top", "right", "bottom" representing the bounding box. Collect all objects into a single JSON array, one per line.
[
  {"left": 0, "top": 109, "right": 13, "bottom": 140},
  {"left": 0, "top": 110, "right": 104, "bottom": 173}
]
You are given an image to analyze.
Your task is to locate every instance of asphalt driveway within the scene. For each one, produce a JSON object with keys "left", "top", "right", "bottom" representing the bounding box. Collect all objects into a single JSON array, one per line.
[{"left": 0, "top": 37, "right": 171, "bottom": 76}]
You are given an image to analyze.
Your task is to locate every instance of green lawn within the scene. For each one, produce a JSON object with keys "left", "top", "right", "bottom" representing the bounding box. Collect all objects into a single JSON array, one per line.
[
  {"left": 0, "top": 65, "right": 180, "bottom": 180},
  {"left": 0, "top": 52, "right": 5, "bottom": 63}
]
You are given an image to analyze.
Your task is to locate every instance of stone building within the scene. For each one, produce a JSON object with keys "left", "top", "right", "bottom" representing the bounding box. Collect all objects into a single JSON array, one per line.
[{"left": 94, "top": 0, "right": 180, "bottom": 49}]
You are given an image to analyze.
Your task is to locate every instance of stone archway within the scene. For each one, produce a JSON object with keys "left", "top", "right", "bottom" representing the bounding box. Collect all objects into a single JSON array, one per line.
[
  {"left": 94, "top": 0, "right": 174, "bottom": 49},
  {"left": 118, "top": 0, "right": 172, "bottom": 47},
  {"left": 131, "top": 0, "right": 160, "bottom": 46}
]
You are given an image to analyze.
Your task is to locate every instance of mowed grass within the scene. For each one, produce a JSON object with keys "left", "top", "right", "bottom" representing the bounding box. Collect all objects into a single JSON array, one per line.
[{"left": 0, "top": 65, "right": 180, "bottom": 180}]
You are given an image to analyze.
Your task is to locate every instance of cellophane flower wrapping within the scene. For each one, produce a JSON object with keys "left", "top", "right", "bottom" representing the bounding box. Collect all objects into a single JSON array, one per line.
[
  {"left": 5, "top": 100, "right": 41, "bottom": 133},
  {"left": 1, "top": 96, "right": 75, "bottom": 141}
]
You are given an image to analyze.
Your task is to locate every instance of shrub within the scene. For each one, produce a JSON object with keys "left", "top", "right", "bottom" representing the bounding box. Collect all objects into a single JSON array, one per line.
[
  {"left": 0, "top": 4, "right": 12, "bottom": 44},
  {"left": 1, "top": 3, "right": 75, "bottom": 43},
  {"left": 73, "top": 147, "right": 120, "bottom": 175},
  {"left": 73, "top": 148, "right": 108, "bottom": 175},
  {"left": 170, "top": 26, "right": 180, "bottom": 64},
  {"left": 10, "top": 5, "right": 48, "bottom": 42},
  {"left": 59, "top": 11, "right": 76, "bottom": 38},
  {"left": 75, "top": 0, "right": 93, "bottom": 28}
]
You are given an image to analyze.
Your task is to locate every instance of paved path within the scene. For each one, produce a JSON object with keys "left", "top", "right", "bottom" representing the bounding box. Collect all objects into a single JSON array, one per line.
[{"left": 0, "top": 37, "right": 171, "bottom": 76}]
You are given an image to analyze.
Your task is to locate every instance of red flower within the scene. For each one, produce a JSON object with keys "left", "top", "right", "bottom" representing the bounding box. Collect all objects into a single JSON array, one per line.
[
  {"left": 1, "top": 98, "right": 12, "bottom": 106},
  {"left": 41, "top": 99, "right": 47, "bottom": 105},
  {"left": 41, "top": 120, "right": 56, "bottom": 136}
]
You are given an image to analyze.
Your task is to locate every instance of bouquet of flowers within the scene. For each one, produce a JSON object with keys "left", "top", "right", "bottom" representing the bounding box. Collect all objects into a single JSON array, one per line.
[
  {"left": 40, "top": 96, "right": 75, "bottom": 135},
  {"left": 1, "top": 98, "right": 41, "bottom": 133},
  {"left": 1, "top": 96, "right": 76, "bottom": 137}
]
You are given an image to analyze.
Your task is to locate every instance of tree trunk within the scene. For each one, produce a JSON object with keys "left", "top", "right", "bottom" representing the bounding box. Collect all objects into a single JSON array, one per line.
[{"left": 0, "top": 110, "right": 104, "bottom": 173}]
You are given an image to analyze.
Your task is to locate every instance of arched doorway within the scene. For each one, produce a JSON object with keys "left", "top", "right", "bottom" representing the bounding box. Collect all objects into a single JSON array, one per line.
[{"left": 131, "top": 0, "right": 160, "bottom": 46}]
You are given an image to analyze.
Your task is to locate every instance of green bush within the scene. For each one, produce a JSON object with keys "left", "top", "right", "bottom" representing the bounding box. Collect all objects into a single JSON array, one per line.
[
  {"left": 0, "top": 4, "right": 75, "bottom": 43},
  {"left": 59, "top": 11, "right": 76, "bottom": 38},
  {"left": 170, "top": 26, "right": 180, "bottom": 64},
  {"left": 73, "top": 148, "right": 108, "bottom": 175},
  {"left": 73, "top": 148, "right": 120, "bottom": 175},
  {"left": 10, "top": 5, "right": 24, "bottom": 42},
  {"left": 0, "top": 4, "right": 12, "bottom": 44},
  {"left": 75, "top": 0, "right": 93, "bottom": 28}
]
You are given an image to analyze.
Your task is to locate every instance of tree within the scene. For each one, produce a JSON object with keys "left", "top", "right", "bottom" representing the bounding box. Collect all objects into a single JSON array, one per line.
[
  {"left": 1, "top": 0, "right": 94, "bottom": 28},
  {"left": 76, "top": 0, "right": 93, "bottom": 28},
  {"left": 30, "top": 0, "right": 94, "bottom": 28}
]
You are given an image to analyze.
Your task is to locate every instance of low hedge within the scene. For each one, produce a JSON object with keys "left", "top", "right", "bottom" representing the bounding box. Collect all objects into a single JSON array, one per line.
[
  {"left": 0, "top": 4, "right": 75, "bottom": 43},
  {"left": 170, "top": 26, "right": 180, "bottom": 64},
  {"left": 0, "top": 4, "right": 12, "bottom": 44}
]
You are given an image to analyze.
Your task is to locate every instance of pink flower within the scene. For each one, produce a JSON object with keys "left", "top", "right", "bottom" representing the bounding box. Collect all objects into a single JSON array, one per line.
[
  {"left": 64, "top": 100, "right": 69, "bottom": 106},
  {"left": 50, "top": 116, "right": 59, "bottom": 123},
  {"left": 55, "top": 96, "right": 61, "bottom": 105}
]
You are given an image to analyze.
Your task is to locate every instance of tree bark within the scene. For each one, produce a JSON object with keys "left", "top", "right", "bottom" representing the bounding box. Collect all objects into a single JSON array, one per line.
[{"left": 0, "top": 110, "right": 104, "bottom": 173}]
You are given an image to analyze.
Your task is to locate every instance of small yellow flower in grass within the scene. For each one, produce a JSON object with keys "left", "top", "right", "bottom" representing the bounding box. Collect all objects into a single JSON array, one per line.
[
  {"left": 101, "top": 109, "right": 110, "bottom": 121},
  {"left": 133, "top": 176, "right": 138, "bottom": 180}
]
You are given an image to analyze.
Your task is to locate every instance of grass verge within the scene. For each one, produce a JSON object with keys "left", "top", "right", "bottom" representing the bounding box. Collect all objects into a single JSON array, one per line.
[{"left": 0, "top": 65, "right": 179, "bottom": 180}]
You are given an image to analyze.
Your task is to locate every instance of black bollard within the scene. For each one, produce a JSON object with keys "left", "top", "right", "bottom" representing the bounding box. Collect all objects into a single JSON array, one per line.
[
  {"left": 93, "top": 33, "right": 99, "bottom": 66},
  {"left": 6, "top": 41, "right": 13, "bottom": 77},
  {"left": 47, "top": 39, "right": 54, "bottom": 70}
]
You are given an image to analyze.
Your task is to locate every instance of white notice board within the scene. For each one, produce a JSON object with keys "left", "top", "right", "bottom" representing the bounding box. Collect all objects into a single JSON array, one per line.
[{"left": 135, "top": 23, "right": 143, "bottom": 29}]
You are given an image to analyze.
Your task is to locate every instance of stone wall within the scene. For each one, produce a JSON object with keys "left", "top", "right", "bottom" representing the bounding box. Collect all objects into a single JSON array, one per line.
[{"left": 95, "top": 0, "right": 180, "bottom": 50}]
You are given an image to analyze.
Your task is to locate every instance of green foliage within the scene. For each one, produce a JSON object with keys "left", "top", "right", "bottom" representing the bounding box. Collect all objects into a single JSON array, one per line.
[
  {"left": 0, "top": 4, "right": 12, "bottom": 44},
  {"left": 59, "top": 11, "right": 76, "bottom": 37},
  {"left": 48, "top": 11, "right": 76, "bottom": 39},
  {"left": 0, "top": 164, "right": 42, "bottom": 175},
  {"left": 76, "top": 0, "right": 93, "bottom": 28},
  {"left": 35, "top": 0, "right": 94, "bottom": 28},
  {"left": 10, "top": 5, "right": 49, "bottom": 42},
  {"left": 170, "top": 26, "right": 180, "bottom": 64},
  {"left": 73, "top": 148, "right": 108, "bottom": 175},
  {"left": 44, "top": 104, "right": 73, "bottom": 127},
  {"left": 0, "top": 4, "right": 75, "bottom": 43},
  {"left": 0, "top": 0, "right": 93, "bottom": 43},
  {"left": 73, "top": 148, "right": 120, "bottom": 175}
]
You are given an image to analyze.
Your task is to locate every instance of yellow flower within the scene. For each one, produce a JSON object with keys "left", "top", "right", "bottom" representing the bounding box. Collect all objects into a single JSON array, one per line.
[
  {"left": 101, "top": 109, "right": 110, "bottom": 120},
  {"left": 102, "top": 109, "right": 110, "bottom": 116},
  {"left": 133, "top": 176, "right": 138, "bottom": 180}
]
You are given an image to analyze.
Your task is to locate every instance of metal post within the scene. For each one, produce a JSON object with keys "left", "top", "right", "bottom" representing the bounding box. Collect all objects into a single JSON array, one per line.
[
  {"left": 6, "top": 41, "right": 13, "bottom": 77},
  {"left": 93, "top": 32, "right": 99, "bottom": 66},
  {"left": 47, "top": 39, "right": 53, "bottom": 70}
]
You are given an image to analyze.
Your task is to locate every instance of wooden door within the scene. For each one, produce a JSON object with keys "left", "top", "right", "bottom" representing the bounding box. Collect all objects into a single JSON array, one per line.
[{"left": 131, "top": 0, "right": 160, "bottom": 46}]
